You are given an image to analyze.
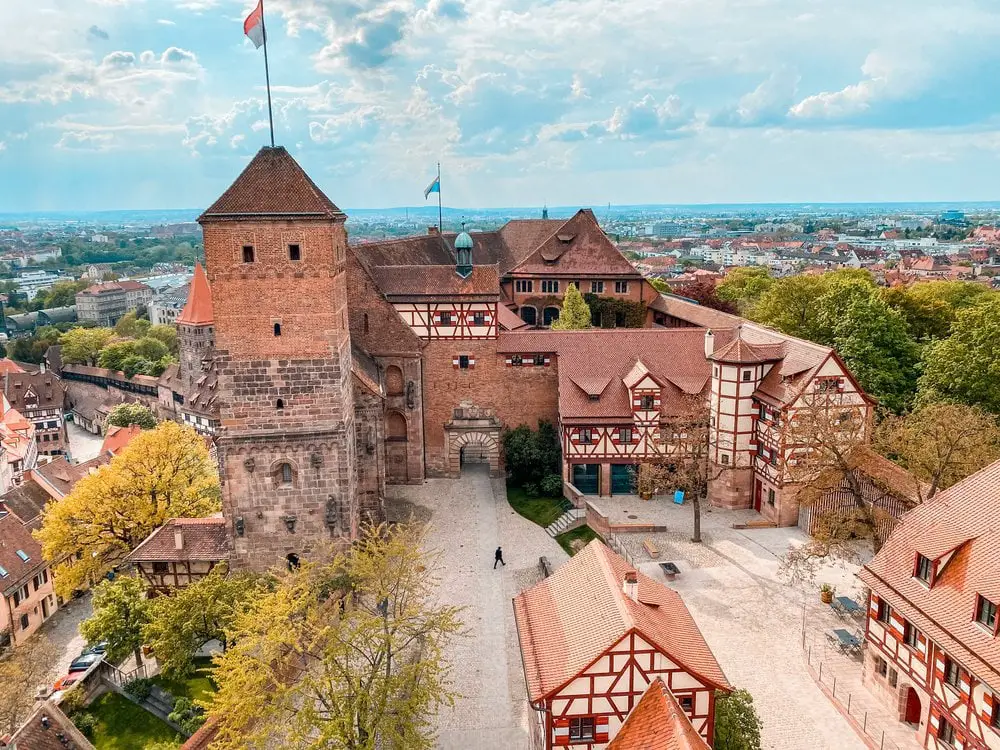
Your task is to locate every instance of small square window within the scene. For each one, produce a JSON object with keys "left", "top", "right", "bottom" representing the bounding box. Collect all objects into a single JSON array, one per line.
[
  {"left": 875, "top": 656, "right": 887, "bottom": 677},
  {"left": 569, "top": 717, "right": 595, "bottom": 741},
  {"left": 640, "top": 395, "right": 654, "bottom": 410},
  {"left": 288, "top": 244, "right": 301, "bottom": 261},
  {"left": 944, "top": 658, "right": 961, "bottom": 688},
  {"left": 459, "top": 355, "right": 470, "bottom": 369},
  {"left": 152, "top": 561, "right": 169, "bottom": 574},
  {"left": 510, "top": 355, "right": 523, "bottom": 367},
  {"left": 473, "top": 311, "right": 485, "bottom": 326},
  {"left": 242, "top": 245, "right": 255, "bottom": 263},
  {"left": 615, "top": 281, "right": 629, "bottom": 294},
  {"left": 273, "top": 323, "right": 282, "bottom": 336},
  {"left": 888, "top": 668, "right": 898, "bottom": 688},
  {"left": 579, "top": 429, "right": 592, "bottom": 445},
  {"left": 591, "top": 281, "right": 605, "bottom": 293},
  {"left": 742, "top": 370, "right": 752, "bottom": 382},
  {"left": 20, "top": 614, "right": 29, "bottom": 630},
  {"left": 904, "top": 622, "right": 920, "bottom": 649},
  {"left": 939, "top": 718, "right": 956, "bottom": 745},
  {"left": 440, "top": 312, "right": 453, "bottom": 326},
  {"left": 533, "top": 354, "right": 545, "bottom": 366},
  {"left": 767, "top": 488, "right": 775, "bottom": 506},
  {"left": 877, "top": 599, "right": 891, "bottom": 624},
  {"left": 721, "top": 454, "right": 730, "bottom": 465},
  {"left": 976, "top": 596, "right": 998, "bottom": 631},
  {"left": 678, "top": 695, "right": 693, "bottom": 712}
]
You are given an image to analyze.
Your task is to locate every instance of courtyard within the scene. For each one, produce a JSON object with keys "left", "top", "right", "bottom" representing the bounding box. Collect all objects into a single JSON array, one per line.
[{"left": 391, "top": 470, "right": 917, "bottom": 750}]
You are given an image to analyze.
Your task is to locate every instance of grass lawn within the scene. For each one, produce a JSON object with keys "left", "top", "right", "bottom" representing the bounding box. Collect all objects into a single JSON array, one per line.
[
  {"left": 151, "top": 659, "right": 217, "bottom": 703},
  {"left": 507, "top": 485, "right": 570, "bottom": 528},
  {"left": 556, "top": 525, "right": 601, "bottom": 556},
  {"left": 82, "top": 691, "right": 182, "bottom": 749}
]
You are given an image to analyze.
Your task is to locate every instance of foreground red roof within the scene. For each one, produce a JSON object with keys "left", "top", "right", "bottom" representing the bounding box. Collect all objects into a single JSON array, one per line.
[
  {"left": 607, "top": 678, "right": 709, "bottom": 750},
  {"left": 126, "top": 517, "right": 229, "bottom": 563},
  {"left": 177, "top": 262, "right": 214, "bottom": 325},
  {"left": 100, "top": 424, "right": 142, "bottom": 456},
  {"left": 860, "top": 458, "right": 1000, "bottom": 691},
  {"left": 513, "top": 540, "right": 729, "bottom": 702}
]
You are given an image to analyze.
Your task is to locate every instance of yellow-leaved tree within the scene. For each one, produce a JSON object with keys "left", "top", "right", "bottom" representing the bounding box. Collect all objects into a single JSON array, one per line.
[
  {"left": 207, "top": 523, "right": 464, "bottom": 750},
  {"left": 36, "top": 420, "right": 220, "bottom": 598}
]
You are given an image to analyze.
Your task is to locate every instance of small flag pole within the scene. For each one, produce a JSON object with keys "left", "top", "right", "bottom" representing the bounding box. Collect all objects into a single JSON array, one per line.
[
  {"left": 437, "top": 162, "right": 443, "bottom": 235},
  {"left": 261, "top": 2, "right": 276, "bottom": 147}
]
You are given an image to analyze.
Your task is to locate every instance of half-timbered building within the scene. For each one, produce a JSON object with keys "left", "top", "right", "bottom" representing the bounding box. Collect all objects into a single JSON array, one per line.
[
  {"left": 513, "top": 540, "right": 730, "bottom": 748},
  {"left": 126, "top": 517, "right": 228, "bottom": 594},
  {"left": 859, "top": 458, "right": 1000, "bottom": 750}
]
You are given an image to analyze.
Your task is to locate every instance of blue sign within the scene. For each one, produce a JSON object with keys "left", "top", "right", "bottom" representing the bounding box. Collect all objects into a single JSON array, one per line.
[{"left": 673, "top": 490, "right": 685, "bottom": 505}]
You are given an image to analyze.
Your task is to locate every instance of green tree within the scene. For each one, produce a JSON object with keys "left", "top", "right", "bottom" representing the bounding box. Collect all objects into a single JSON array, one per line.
[
  {"left": 716, "top": 267, "right": 774, "bottom": 312},
  {"left": 882, "top": 286, "right": 954, "bottom": 342},
  {"left": 714, "top": 688, "right": 763, "bottom": 750},
  {"left": 145, "top": 565, "right": 264, "bottom": 678},
  {"left": 115, "top": 311, "right": 152, "bottom": 339},
  {"left": 148, "top": 324, "right": 179, "bottom": 354},
  {"left": 122, "top": 355, "right": 153, "bottom": 377},
  {"left": 877, "top": 402, "right": 1000, "bottom": 501},
  {"left": 133, "top": 336, "right": 169, "bottom": 362},
  {"left": 208, "top": 524, "right": 463, "bottom": 750},
  {"left": 551, "top": 283, "right": 592, "bottom": 330},
  {"left": 98, "top": 340, "right": 138, "bottom": 371},
  {"left": 106, "top": 402, "right": 158, "bottom": 429},
  {"left": 674, "top": 279, "right": 738, "bottom": 314},
  {"left": 39, "top": 280, "right": 88, "bottom": 309},
  {"left": 81, "top": 576, "right": 152, "bottom": 667},
  {"left": 918, "top": 295, "right": 1000, "bottom": 413},
  {"left": 60, "top": 326, "right": 115, "bottom": 366},
  {"left": 501, "top": 420, "right": 562, "bottom": 489},
  {"left": 748, "top": 275, "right": 829, "bottom": 339}
]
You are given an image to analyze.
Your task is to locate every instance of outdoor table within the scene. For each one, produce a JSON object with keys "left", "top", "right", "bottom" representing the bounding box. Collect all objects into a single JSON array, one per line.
[{"left": 834, "top": 595, "right": 863, "bottom": 619}]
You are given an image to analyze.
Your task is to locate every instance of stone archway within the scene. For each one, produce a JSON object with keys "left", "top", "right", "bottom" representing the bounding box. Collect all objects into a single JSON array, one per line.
[{"left": 444, "top": 405, "right": 501, "bottom": 477}]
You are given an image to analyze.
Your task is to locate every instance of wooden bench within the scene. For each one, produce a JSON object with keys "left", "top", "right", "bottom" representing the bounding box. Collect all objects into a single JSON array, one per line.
[{"left": 642, "top": 539, "right": 660, "bottom": 559}]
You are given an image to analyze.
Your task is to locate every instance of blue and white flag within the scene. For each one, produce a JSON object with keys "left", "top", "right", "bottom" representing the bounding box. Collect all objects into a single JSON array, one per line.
[{"left": 424, "top": 176, "right": 440, "bottom": 199}]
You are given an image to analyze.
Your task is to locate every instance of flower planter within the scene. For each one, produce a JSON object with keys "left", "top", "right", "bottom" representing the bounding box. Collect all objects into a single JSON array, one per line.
[{"left": 820, "top": 590, "right": 834, "bottom": 604}]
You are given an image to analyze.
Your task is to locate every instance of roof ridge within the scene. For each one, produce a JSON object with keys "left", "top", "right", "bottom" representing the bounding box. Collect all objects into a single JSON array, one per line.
[{"left": 594, "top": 541, "right": 636, "bottom": 631}]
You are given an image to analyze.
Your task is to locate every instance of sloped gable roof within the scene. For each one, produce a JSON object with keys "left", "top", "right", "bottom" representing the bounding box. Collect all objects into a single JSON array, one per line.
[
  {"left": 199, "top": 147, "right": 344, "bottom": 221},
  {"left": 607, "top": 678, "right": 710, "bottom": 750},
  {"left": 177, "top": 263, "right": 214, "bottom": 325},
  {"left": 508, "top": 210, "right": 639, "bottom": 277},
  {"left": 513, "top": 540, "right": 730, "bottom": 702}
]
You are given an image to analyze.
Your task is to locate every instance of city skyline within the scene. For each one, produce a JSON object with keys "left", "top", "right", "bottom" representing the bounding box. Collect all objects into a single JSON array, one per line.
[{"left": 2, "top": 0, "right": 1000, "bottom": 212}]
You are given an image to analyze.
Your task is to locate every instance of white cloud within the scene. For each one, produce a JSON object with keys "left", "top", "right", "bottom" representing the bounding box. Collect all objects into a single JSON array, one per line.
[
  {"left": 157, "top": 19, "right": 176, "bottom": 26},
  {"left": 55, "top": 131, "right": 114, "bottom": 151}
]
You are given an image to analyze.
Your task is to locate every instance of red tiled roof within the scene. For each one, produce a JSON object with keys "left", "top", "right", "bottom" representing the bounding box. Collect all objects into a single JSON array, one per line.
[
  {"left": 4, "top": 370, "right": 66, "bottom": 414},
  {"left": 126, "top": 517, "right": 229, "bottom": 563},
  {"left": 369, "top": 264, "right": 500, "bottom": 299},
  {"left": 607, "top": 678, "right": 709, "bottom": 750},
  {"left": 496, "top": 304, "right": 528, "bottom": 331},
  {"left": 498, "top": 329, "right": 712, "bottom": 422},
  {"left": 6, "top": 699, "right": 95, "bottom": 750},
  {"left": 177, "top": 263, "right": 214, "bottom": 325},
  {"left": 0, "top": 509, "right": 46, "bottom": 595},
  {"left": 0, "top": 359, "right": 25, "bottom": 375},
  {"left": 0, "top": 477, "right": 53, "bottom": 530},
  {"left": 100, "top": 424, "right": 142, "bottom": 456},
  {"left": 33, "top": 454, "right": 112, "bottom": 500},
  {"left": 508, "top": 210, "right": 640, "bottom": 278},
  {"left": 199, "top": 146, "right": 344, "bottom": 221},
  {"left": 115, "top": 280, "right": 151, "bottom": 292},
  {"left": 513, "top": 540, "right": 730, "bottom": 702},
  {"left": 859, "top": 458, "right": 1000, "bottom": 691},
  {"left": 709, "top": 334, "right": 784, "bottom": 365}
]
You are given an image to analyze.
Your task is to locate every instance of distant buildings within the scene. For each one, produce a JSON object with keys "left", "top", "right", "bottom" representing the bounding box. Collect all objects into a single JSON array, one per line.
[
  {"left": 4, "top": 368, "right": 68, "bottom": 458},
  {"left": 148, "top": 282, "right": 191, "bottom": 326},
  {"left": 15, "top": 270, "right": 73, "bottom": 301},
  {"left": 75, "top": 280, "right": 153, "bottom": 326}
]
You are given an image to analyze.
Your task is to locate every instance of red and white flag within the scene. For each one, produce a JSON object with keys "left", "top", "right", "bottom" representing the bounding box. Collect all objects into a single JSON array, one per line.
[{"left": 244, "top": 0, "right": 265, "bottom": 49}]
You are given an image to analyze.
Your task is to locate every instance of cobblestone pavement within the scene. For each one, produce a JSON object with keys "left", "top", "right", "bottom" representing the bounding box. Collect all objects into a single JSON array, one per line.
[
  {"left": 619, "top": 501, "right": 872, "bottom": 750},
  {"left": 39, "top": 593, "right": 93, "bottom": 688},
  {"left": 65, "top": 421, "right": 105, "bottom": 464},
  {"left": 388, "top": 466, "right": 567, "bottom": 750}
]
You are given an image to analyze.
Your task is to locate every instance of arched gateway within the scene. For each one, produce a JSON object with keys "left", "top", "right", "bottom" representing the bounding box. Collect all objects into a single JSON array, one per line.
[{"left": 444, "top": 405, "right": 501, "bottom": 477}]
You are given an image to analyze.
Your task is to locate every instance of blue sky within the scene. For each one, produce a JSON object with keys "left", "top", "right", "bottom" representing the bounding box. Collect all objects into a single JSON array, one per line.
[{"left": 2, "top": 0, "right": 1000, "bottom": 212}]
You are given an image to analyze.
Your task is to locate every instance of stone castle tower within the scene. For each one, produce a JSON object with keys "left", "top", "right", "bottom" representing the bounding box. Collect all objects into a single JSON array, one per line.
[
  {"left": 198, "top": 146, "right": 358, "bottom": 571},
  {"left": 176, "top": 262, "right": 215, "bottom": 387}
]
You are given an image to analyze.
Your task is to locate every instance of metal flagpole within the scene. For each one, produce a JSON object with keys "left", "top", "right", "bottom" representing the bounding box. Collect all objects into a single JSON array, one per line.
[
  {"left": 437, "top": 162, "right": 443, "bottom": 234},
  {"left": 261, "top": 1, "right": 276, "bottom": 147}
]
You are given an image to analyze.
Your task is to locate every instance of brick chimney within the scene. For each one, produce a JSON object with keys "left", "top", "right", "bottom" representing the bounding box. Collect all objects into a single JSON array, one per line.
[
  {"left": 623, "top": 571, "right": 638, "bottom": 602},
  {"left": 174, "top": 526, "right": 184, "bottom": 551},
  {"left": 704, "top": 329, "right": 715, "bottom": 359}
]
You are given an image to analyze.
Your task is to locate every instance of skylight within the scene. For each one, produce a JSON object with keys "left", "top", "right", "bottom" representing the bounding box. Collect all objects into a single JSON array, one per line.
[
  {"left": 0, "top": 565, "right": 7, "bottom": 578},
  {"left": 15, "top": 550, "right": 29, "bottom": 562}
]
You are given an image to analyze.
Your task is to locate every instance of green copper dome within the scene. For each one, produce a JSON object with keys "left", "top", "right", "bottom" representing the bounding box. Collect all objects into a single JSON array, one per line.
[{"left": 455, "top": 231, "right": 474, "bottom": 250}]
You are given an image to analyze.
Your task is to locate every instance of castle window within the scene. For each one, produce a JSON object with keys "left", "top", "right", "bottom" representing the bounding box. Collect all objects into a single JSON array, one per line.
[
  {"left": 473, "top": 311, "right": 485, "bottom": 326},
  {"left": 152, "top": 561, "right": 169, "bottom": 575},
  {"left": 944, "top": 658, "right": 961, "bottom": 689},
  {"left": 286, "top": 553, "right": 300, "bottom": 571},
  {"left": 976, "top": 595, "right": 998, "bottom": 632},
  {"left": 242, "top": 245, "right": 255, "bottom": 263},
  {"left": 678, "top": 696, "right": 693, "bottom": 712},
  {"left": 458, "top": 355, "right": 470, "bottom": 370},
  {"left": 767, "top": 488, "right": 775, "bottom": 505},
  {"left": 640, "top": 395, "right": 654, "bottom": 410},
  {"left": 619, "top": 427, "right": 632, "bottom": 443},
  {"left": 280, "top": 463, "right": 293, "bottom": 485},
  {"left": 541, "top": 280, "right": 559, "bottom": 294},
  {"left": 569, "top": 717, "right": 594, "bottom": 742},
  {"left": 579, "top": 429, "right": 593, "bottom": 445},
  {"left": 276, "top": 398, "right": 284, "bottom": 410},
  {"left": 876, "top": 599, "right": 891, "bottom": 624},
  {"left": 363, "top": 313, "right": 370, "bottom": 333},
  {"left": 938, "top": 718, "right": 956, "bottom": 746},
  {"left": 915, "top": 554, "right": 933, "bottom": 584},
  {"left": 515, "top": 279, "right": 533, "bottom": 293},
  {"left": 288, "top": 244, "right": 301, "bottom": 261},
  {"left": 742, "top": 370, "right": 752, "bottom": 382},
  {"left": 274, "top": 323, "right": 282, "bottom": 336},
  {"left": 591, "top": 281, "right": 604, "bottom": 293},
  {"left": 615, "top": 281, "right": 629, "bottom": 294},
  {"left": 439, "top": 311, "right": 452, "bottom": 326},
  {"left": 510, "top": 355, "right": 523, "bottom": 367},
  {"left": 533, "top": 354, "right": 545, "bottom": 366}
]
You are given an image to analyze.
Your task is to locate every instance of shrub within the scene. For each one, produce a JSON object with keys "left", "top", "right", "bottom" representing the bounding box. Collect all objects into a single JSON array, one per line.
[
  {"left": 72, "top": 712, "right": 98, "bottom": 739},
  {"left": 501, "top": 420, "right": 562, "bottom": 488},
  {"left": 168, "top": 697, "right": 206, "bottom": 734},
  {"left": 714, "top": 688, "right": 763, "bottom": 750},
  {"left": 523, "top": 483, "right": 539, "bottom": 497},
  {"left": 60, "top": 684, "right": 88, "bottom": 715},
  {"left": 106, "top": 402, "right": 158, "bottom": 430},
  {"left": 123, "top": 676, "right": 154, "bottom": 702},
  {"left": 539, "top": 473, "right": 564, "bottom": 497}
]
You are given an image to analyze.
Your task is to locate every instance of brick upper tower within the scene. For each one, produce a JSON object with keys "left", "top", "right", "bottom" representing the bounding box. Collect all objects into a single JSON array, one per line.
[
  {"left": 176, "top": 262, "right": 215, "bottom": 388},
  {"left": 198, "top": 146, "right": 358, "bottom": 571}
]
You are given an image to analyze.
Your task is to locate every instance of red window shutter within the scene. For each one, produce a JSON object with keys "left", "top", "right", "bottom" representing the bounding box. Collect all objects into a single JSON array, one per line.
[
  {"left": 553, "top": 717, "right": 570, "bottom": 747},
  {"left": 982, "top": 692, "right": 995, "bottom": 725},
  {"left": 595, "top": 715, "right": 609, "bottom": 743},
  {"left": 929, "top": 709, "right": 939, "bottom": 738}
]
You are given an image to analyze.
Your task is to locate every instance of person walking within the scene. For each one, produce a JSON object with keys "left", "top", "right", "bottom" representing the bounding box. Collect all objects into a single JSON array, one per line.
[{"left": 494, "top": 546, "right": 506, "bottom": 569}]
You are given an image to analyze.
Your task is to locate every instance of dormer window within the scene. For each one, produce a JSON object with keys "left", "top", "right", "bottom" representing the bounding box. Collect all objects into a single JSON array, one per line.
[
  {"left": 976, "top": 595, "right": 998, "bottom": 633},
  {"left": 915, "top": 554, "right": 933, "bottom": 584}
]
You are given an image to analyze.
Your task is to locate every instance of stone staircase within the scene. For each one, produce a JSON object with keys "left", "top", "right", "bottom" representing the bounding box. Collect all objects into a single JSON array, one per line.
[{"left": 545, "top": 508, "right": 585, "bottom": 537}]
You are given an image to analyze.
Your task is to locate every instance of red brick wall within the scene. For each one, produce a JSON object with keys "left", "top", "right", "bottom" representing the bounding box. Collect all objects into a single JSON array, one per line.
[{"left": 420, "top": 340, "right": 560, "bottom": 476}]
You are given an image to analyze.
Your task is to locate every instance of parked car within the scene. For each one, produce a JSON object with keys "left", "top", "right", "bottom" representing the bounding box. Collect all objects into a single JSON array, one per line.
[
  {"left": 68, "top": 652, "right": 103, "bottom": 672},
  {"left": 52, "top": 671, "right": 86, "bottom": 692},
  {"left": 81, "top": 641, "right": 108, "bottom": 656}
]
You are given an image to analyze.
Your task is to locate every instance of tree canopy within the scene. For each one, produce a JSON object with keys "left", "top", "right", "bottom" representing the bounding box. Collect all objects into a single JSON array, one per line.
[
  {"left": 106, "top": 402, "right": 158, "bottom": 430},
  {"left": 36, "top": 421, "right": 220, "bottom": 597},
  {"left": 716, "top": 267, "right": 774, "bottom": 312},
  {"left": 80, "top": 575, "right": 152, "bottom": 667},
  {"left": 714, "top": 688, "right": 763, "bottom": 750},
  {"left": 60, "top": 327, "right": 116, "bottom": 366},
  {"left": 208, "top": 524, "right": 463, "bottom": 750},
  {"left": 501, "top": 420, "right": 562, "bottom": 490},
  {"left": 551, "top": 283, "right": 592, "bottom": 330},
  {"left": 673, "top": 279, "right": 738, "bottom": 314}
]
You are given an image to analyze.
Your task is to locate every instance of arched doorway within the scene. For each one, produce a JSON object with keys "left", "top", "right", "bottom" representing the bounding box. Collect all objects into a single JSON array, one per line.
[
  {"left": 445, "top": 428, "right": 501, "bottom": 477},
  {"left": 385, "top": 410, "right": 409, "bottom": 483},
  {"left": 543, "top": 306, "right": 560, "bottom": 326},
  {"left": 519, "top": 306, "right": 537, "bottom": 325},
  {"left": 903, "top": 686, "right": 921, "bottom": 726}
]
